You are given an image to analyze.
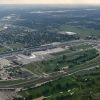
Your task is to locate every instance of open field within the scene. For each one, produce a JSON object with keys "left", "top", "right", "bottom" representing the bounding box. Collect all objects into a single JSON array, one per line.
[
  {"left": 24, "top": 48, "right": 98, "bottom": 73},
  {"left": 69, "top": 43, "right": 93, "bottom": 50},
  {"left": 0, "top": 45, "right": 10, "bottom": 53},
  {"left": 0, "top": 42, "right": 97, "bottom": 87},
  {"left": 13, "top": 41, "right": 100, "bottom": 100},
  {"left": 8, "top": 43, "right": 24, "bottom": 50},
  {"left": 59, "top": 25, "right": 100, "bottom": 38},
  {"left": 0, "top": 6, "right": 100, "bottom": 100},
  {"left": 0, "top": 41, "right": 99, "bottom": 100},
  {"left": 18, "top": 67, "right": 100, "bottom": 100}
]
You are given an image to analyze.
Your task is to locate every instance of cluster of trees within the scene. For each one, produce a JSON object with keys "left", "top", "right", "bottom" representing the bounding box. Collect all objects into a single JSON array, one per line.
[
  {"left": 13, "top": 81, "right": 78, "bottom": 100},
  {"left": 0, "top": 28, "right": 79, "bottom": 48},
  {"left": 14, "top": 68, "right": 100, "bottom": 100},
  {"left": 57, "top": 49, "right": 98, "bottom": 68},
  {"left": 36, "top": 48, "right": 98, "bottom": 72}
]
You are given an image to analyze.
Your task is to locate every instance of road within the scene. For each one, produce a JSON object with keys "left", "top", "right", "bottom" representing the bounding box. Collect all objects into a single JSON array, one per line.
[
  {"left": 0, "top": 39, "right": 100, "bottom": 89},
  {"left": 0, "top": 64, "right": 98, "bottom": 89},
  {"left": 0, "top": 39, "right": 100, "bottom": 58}
]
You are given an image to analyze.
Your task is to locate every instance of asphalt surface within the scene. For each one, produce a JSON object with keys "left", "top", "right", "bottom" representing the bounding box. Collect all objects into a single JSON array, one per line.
[
  {"left": 0, "top": 39, "right": 100, "bottom": 89},
  {"left": 0, "top": 39, "right": 100, "bottom": 58}
]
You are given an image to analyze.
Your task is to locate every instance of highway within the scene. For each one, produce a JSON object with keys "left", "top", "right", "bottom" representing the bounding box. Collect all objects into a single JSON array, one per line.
[
  {"left": 0, "top": 39, "right": 100, "bottom": 89},
  {"left": 0, "top": 39, "right": 100, "bottom": 58},
  {"left": 0, "top": 64, "right": 98, "bottom": 89}
]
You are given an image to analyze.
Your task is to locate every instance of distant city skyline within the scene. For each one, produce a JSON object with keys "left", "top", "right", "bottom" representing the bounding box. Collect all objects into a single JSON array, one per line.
[{"left": 0, "top": 0, "right": 100, "bottom": 5}]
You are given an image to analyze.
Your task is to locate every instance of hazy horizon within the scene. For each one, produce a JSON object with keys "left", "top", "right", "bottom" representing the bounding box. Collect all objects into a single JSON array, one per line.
[{"left": 0, "top": 0, "right": 100, "bottom": 5}]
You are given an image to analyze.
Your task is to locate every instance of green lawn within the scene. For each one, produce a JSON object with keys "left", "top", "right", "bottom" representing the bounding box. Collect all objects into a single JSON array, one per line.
[
  {"left": 0, "top": 77, "right": 36, "bottom": 86},
  {"left": 8, "top": 42, "right": 24, "bottom": 50},
  {"left": 18, "top": 67, "right": 100, "bottom": 100},
  {"left": 0, "top": 45, "right": 10, "bottom": 52},
  {"left": 69, "top": 43, "right": 93, "bottom": 50},
  {"left": 24, "top": 48, "right": 98, "bottom": 73},
  {"left": 59, "top": 25, "right": 100, "bottom": 38}
]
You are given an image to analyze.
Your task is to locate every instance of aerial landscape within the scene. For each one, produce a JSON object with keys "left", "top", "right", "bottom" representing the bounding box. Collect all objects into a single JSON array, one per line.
[{"left": 0, "top": 0, "right": 100, "bottom": 100}]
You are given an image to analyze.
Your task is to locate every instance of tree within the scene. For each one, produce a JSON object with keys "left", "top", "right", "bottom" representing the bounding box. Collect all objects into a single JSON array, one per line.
[{"left": 62, "top": 55, "right": 67, "bottom": 60}]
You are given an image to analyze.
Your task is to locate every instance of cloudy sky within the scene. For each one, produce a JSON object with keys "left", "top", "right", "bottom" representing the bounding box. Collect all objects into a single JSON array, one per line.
[{"left": 0, "top": 0, "right": 100, "bottom": 4}]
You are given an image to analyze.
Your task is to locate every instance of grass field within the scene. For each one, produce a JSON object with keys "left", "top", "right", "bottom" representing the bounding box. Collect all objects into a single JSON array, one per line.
[
  {"left": 0, "top": 76, "right": 37, "bottom": 87},
  {"left": 0, "top": 43, "right": 97, "bottom": 87},
  {"left": 69, "top": 43, "right": 93, "bottom": 50},
  {"left": 18, "top": 67, "right": 100, "bottom": 100},
  {"left": 0, "top": 45, "right": 10, "bottom": 52},
  {"left": 59, "top": 25, "right": 100, "bottom": 38},
  {"left": 24, "top": 48, "right": 98, "bottom": 74},
  {"left": 8, "top": 43, "right": 24, "bottom": 50}
]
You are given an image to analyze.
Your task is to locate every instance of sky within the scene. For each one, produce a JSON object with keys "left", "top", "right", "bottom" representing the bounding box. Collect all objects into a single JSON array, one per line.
[{"left": 0, "top": 0, "right": 100, "bottom": 4}]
